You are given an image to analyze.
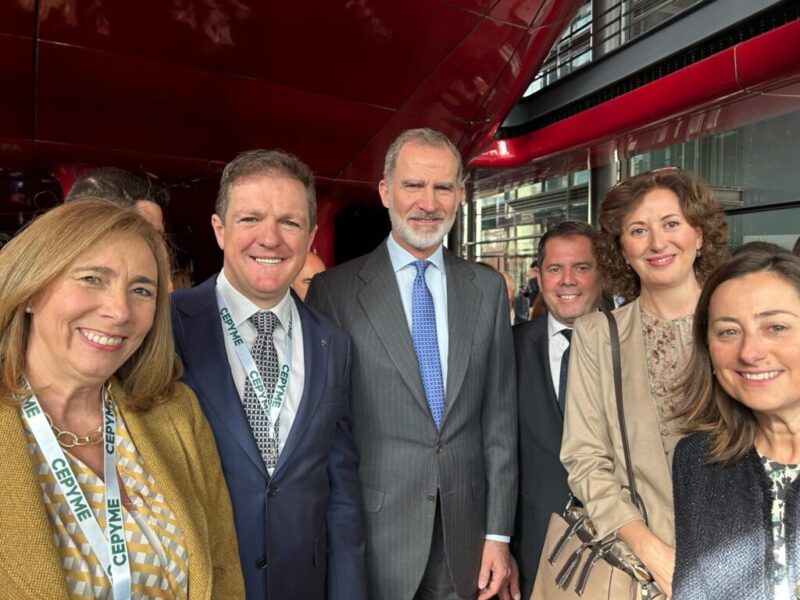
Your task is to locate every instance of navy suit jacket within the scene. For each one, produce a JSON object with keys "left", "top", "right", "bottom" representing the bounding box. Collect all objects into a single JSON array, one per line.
[
  {"left": 512, "top": 315, "right": 572, "bottom": 600},
  {"left": 171, "top": 275, "right": 367, "bottom": 600}
]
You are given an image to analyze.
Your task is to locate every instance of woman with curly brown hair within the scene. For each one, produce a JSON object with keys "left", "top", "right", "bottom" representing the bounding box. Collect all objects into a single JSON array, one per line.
[{"left": 560, "top": 168, "right": 729, "bottom": 597}]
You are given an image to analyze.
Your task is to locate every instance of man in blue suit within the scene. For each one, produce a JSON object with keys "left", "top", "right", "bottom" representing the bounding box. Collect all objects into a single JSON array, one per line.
[{"left": 171, "top": 150, "right": 367, "bottom": 599}]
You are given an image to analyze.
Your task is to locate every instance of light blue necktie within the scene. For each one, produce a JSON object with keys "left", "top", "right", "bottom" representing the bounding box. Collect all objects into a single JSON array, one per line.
[{"left": 411, "top": 260, "right": 445, "bottom": 429}]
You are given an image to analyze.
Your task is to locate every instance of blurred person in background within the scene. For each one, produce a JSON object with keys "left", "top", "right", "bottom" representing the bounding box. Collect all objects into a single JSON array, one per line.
[
  {"left": 65, "top": 166, "right": 168, "bottom": 233},
  {"left": 291, "top": 251, "right": 326, "bottom": 301}
]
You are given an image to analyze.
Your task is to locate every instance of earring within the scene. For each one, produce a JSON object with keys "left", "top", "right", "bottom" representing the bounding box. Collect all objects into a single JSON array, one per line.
[
  {"left": 625, "top": 263, "right": 632, "bottom": 272},
  {"left": 24, "top": 306, "right": 32, "bottom": 314},
  {"left": 696, "top": 247, "right": 702, "bottom": 258}
]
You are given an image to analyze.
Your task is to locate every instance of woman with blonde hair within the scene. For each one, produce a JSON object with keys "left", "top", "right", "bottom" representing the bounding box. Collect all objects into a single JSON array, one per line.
[
  {"left": 0, "top": 200, "right": 243, "bottom": 598},
  {"left": 560, "top": 168, "right": 728, "bottom": 596}
]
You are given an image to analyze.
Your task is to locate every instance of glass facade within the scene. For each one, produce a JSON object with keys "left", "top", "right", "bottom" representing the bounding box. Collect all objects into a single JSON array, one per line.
[
  {"left": 464, "top": 107, "right": 800, "bottom": 288},
  {"left": 524, "top": 0, "right": 704, "bottom": 97},
  {"left": 463, "top": 172, "right": 589, "bottom": 286},
  {"left": 627, "top": 109, "right": 800, "bottom": 248}
]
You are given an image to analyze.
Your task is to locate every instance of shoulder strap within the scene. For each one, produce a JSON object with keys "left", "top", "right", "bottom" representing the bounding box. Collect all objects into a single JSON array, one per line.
[{"left": 602, "top": 308, "right": 649, "bottom": 525}]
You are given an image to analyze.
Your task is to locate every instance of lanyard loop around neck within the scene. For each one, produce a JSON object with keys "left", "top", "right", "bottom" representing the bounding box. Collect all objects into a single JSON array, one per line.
[
  {"left": 21, "top": 385, "right": 131, "bottom": 600},
  {"left": 216, "top": 289, "right": 294, "bottom": 428}
]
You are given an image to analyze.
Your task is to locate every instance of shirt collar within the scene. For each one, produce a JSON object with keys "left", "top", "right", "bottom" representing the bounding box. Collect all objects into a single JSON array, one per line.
[
  {"left": 386, "top": 233, "right": 446, "bottom": 275},
  {"left": 547, "top": 311, "right": 572, "bottom": 338},
  {"left": 217, "top": 269, "right": 294, "bottom": 330}
]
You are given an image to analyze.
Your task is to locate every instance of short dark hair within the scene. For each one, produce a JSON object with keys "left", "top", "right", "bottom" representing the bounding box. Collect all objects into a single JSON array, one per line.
[
  {"left": 537, "top": 221, "right": 598, "bottom": 265},
  {"left": 216, "top": 149, "right": 316, "bottom": 229},
  {"left": 65, "top": 167, "right": 169, "bottom": 208},
  {"left": 676, "top": 243, "right": 799, "bottom": 464}
]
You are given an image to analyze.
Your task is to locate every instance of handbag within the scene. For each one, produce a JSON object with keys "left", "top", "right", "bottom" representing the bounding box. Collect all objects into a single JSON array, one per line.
[{"left": 530, "top": 310, "right": 663, "bottom": 600}]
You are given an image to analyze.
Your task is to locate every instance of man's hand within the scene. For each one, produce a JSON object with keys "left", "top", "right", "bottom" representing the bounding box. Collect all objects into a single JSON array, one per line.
[{"left": 477, "top": 540, "right": 520, "bottom": 600}]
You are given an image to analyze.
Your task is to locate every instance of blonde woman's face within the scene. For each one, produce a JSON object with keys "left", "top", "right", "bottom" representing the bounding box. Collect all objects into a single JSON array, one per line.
[{"left": 26, "top": 234, "right": 158, "bottom": 389}]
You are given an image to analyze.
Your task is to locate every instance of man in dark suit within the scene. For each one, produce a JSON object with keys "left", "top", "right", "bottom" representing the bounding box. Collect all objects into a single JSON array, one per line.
[
  {"left": 512, "top": 221, "right": 603, "bottom": 599},
  {"left": 171, "top": 150, "right": 367, "bottom": 599},
  {"left": 306, "top": 129, "right": 519, "bottom": 600}
]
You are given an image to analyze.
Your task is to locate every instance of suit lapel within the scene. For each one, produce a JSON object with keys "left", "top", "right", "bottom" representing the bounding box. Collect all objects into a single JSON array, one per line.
[
  {"left": 272, "top": 298, "right": 327, "bottom": 477},
  {"left": 174, "top": 277, "right": 268, "bottom": 479},
  {"left": 443, "top": 253, "right": 480, "bottom": 418},
  {"left": 0, "top": 404, "right": 72, "bottom": 598},
  {"left": 356, "top": 243, "right": 429, "bottom": 415}
]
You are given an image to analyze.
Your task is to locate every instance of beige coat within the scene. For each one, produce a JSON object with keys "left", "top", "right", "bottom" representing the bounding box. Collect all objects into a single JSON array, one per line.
[
  {"left": 0, "top": 381, "right": 244, "bottom": 599},
  {"left": 561, "top": 300, "right": 682, "bottom": 546}
]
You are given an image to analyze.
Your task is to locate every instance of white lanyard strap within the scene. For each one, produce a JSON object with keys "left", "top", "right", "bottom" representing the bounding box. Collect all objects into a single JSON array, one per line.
[
  {"left": 22, "top": 389, "right": 131, "bottom": 600},
  {"left": 216, "top": 289, "right": 293, "bottom": 428}
]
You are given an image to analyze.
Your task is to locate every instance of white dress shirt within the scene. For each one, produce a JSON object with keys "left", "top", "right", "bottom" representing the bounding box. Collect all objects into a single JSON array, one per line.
[
  {"left": 547, "top": 312, "right": 572, "bottom": 399},
  {"left": 216, "top": 270, "right": 305, "bottom": 454}
]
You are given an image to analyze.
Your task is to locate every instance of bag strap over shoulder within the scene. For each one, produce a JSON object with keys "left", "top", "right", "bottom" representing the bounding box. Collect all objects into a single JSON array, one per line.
[{"left": 602, "top": 308, "right": 649, "bottom": 525}]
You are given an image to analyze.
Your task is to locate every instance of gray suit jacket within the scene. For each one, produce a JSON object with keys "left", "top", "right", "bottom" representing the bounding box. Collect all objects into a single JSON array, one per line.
[{"left": 306, "top": 241, "right": 517, "bottom": 600}]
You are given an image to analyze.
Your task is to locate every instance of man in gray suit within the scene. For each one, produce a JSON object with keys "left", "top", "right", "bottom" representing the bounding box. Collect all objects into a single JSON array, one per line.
[{"left": 306, "top": 128, "right": 519, "bottom": 600}]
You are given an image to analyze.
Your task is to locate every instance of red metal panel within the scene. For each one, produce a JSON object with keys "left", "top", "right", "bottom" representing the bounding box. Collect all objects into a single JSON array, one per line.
[
  {"left": 35, "top": 42, "right": 393, "bottom": 178},
  {"left": 473, "top": 18, "right": 800, "bottom": 168},
  {"left": 0, "top": 35, "right": 33, "bottom": 148},
  {"left": 443, "top": 0, "right": 497, "bottom": 14},
  {"left": 37, "top": 0, "right": 480, "bottom": 109},
  {"left": 735, "top": 19, "right": 800, "bottom": 89},
  {"left": 490, "top": 0, "right": 547, "bottom": 28},
  {"left": 338, "top": 112, "right": 467, "bottom": 185},
  {"left": 0, "top": 1, "right": 33, "bottom": 36},
  {"left": 468, "top": 0, "right": 584, "bottom": 159},
  {"left": 402, "top": 19, "right": 524, "bottom": 123}
]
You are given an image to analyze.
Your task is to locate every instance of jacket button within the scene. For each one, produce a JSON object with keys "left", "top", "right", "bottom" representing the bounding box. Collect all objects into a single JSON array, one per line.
[
  {"left": 256, "top": 556, "right": 268, "bottom": 569},
  {"left": 435, "top": 444, "right": 444, "bottom": 454},
  {"left": 426, "top": 493, "right": 437, "bottom": 503},
  {"left": 267, "top": 485, "right": 278, "bottom": 497}
]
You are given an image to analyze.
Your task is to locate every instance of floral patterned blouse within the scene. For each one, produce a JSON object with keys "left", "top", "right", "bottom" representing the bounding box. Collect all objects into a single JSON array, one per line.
[
  {"left": 640, "top": 306, "right": 693, "bottom": 465},
  {"left": 761, "top": 452, "right": 800, "bottom": 600}
]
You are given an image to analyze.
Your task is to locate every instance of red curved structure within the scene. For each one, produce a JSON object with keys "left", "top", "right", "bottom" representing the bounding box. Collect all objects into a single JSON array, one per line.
[{"left": 472, "top": 18, "right": 800, "bottom": 168}]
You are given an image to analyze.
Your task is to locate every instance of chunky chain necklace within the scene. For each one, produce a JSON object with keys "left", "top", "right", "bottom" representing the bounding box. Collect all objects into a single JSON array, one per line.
[
  {"left": 24, "top": 382, "right": 111, "bottom": 448},
  {"left": 43, "top": 410, "right": 104, "bottom": 448}
]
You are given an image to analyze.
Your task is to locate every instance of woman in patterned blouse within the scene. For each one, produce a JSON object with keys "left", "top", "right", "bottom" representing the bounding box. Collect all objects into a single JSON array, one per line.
[
  {"left": 561, "top": 168, "right": 729, "bottom": 597},
  {"left": 0, "top": 200, "right": 244, "bottom": 599},
  {"left": 673, "top": 245, "right": 800, "bottom": 599}
]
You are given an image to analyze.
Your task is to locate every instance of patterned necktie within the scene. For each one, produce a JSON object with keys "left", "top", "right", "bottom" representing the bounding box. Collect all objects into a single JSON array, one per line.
[
  {"left": 411, "top": 260, "right": 445, "bottom": 429},
  {"left": 558, "top": 328, "right": 572, "bottom": 413},
  {"left": 242, "top": 310, "right": 281, "bottom": 472}
]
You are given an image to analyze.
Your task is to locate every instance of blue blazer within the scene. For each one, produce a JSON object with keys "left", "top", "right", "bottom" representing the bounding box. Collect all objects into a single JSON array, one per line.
[{"left": 171, "top": 275, "right": 367, "bottom": 600}]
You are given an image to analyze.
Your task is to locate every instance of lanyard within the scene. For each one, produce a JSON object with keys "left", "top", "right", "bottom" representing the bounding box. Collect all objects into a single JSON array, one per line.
[
  {"left": 216, "top": 289, "right": 293, "bottom": 431},
  {"left": 21, "top": 387, "right": 131, "bottom": 600}
]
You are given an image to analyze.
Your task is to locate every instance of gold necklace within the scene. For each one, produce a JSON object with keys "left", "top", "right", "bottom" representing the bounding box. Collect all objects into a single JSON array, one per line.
[{"left": 43, "top": 412, "right": 103, "bottom": 448}]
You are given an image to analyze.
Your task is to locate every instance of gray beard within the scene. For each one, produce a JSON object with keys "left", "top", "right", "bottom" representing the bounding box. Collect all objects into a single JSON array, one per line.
[{"left": 388, "top": 207, "right": 456, "bottom": 251}]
